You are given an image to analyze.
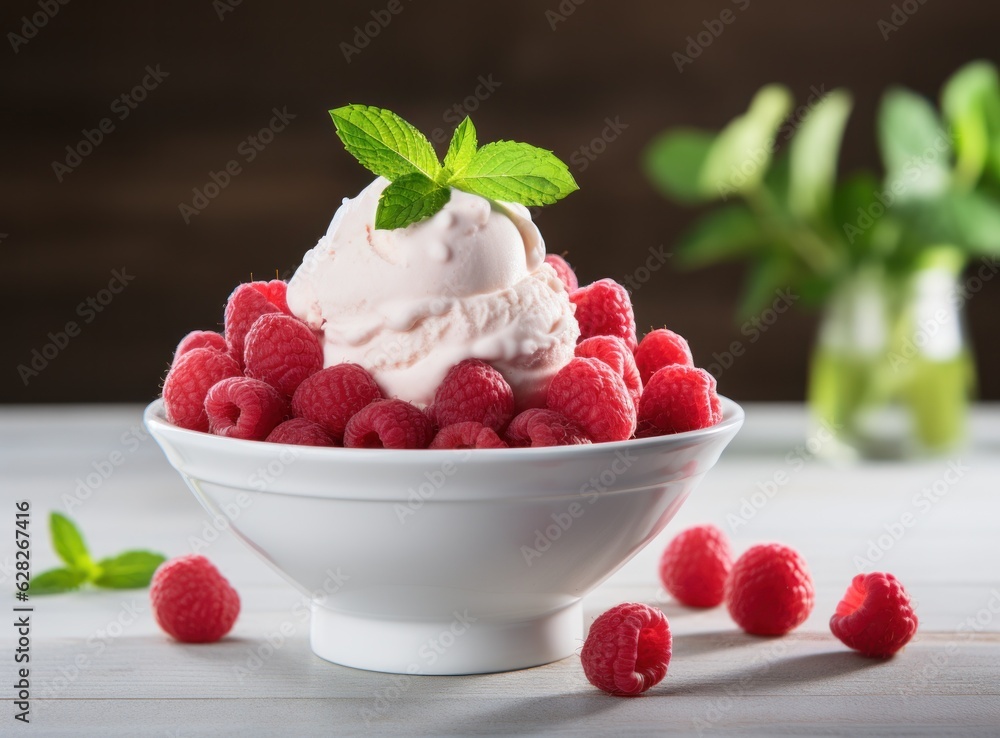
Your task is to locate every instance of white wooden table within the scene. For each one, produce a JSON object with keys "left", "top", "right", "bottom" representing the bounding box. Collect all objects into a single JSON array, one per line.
[{"left": 2, "top": 404, "right": 999, "bottom": 736}]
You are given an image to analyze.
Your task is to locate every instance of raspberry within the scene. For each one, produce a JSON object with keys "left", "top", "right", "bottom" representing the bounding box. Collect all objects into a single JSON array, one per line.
[
  {"left": 251, "top": 279, "right": 290, "bottom": 314},
  {"left": 636, "top": 365, "right": 722, "bottom": 437},
  {"left": 430, "top": 422, "right": 507, "bottom": 449},
  {"left": 244, "top": 314, "right": 323, "bottom": 396},
  {"left": 150, "top": 555, "right": 240, "bottom": 643},
  {"left": 344, "top": 399, "right": 434, "bottom": 449},
  {"left": 545, "top": 253, "right": 579, "bottom": 291},
  {"left": 569, "top": 278, "right": 637, "bottom": 351},
  {"left": 430, "top": 359, "right": 515, "bottom": 433},
  {"left": 546, "top": 357, "right": 636, "bottom": 443},
  {"left": 291, "top": 364, "right": 382, "bottom": 443},
  {"left": 830, "top": 573, "right": 918, "bottom": 657},
  {"left": 162, "top": 348, "right": 242, "bottom": 432},
  {"left": 659, "top": 525, "right": 733, "bottom": 608},
  {"left": 265, "top": 418, "right": 336, "bottom": 446},
  {"left": 580, "top": 603, "right": 672, "bottom": 696},
  {"left": 634, "top": 329, "right": 694, "bottom": 384},
  {"left": 725, "top": 543, "right": 815, "bottom": 636},
  {"left": 505, "top": 408, "right": 591, "bottom": 447},
  {"left": 223, "top": 282, "right": 286, "bottom": 366},
  {"left": 575, "top": 335, "right": 642, "bottom": 408},
  {"left": 205, "top": 377, "right": 287, "bottom": 440},
  {"left": 172, "top": 330, "right": 227, "bottom": 366}
]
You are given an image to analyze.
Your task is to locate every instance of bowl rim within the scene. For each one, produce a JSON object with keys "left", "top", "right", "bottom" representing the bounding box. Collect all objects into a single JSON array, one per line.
[{"left": 143, "top": 396, "right": 744, "bottom": 463}]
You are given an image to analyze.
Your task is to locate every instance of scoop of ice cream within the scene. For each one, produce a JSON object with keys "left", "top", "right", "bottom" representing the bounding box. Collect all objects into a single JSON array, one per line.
[{"left": 286, "top": 177, "right": 579, "bottom": 408}]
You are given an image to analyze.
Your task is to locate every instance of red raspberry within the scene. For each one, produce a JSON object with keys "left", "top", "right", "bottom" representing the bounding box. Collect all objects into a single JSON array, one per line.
[
  {"left": 163, "top": 348, "right": 242, "bottom": 432},
  {"left": 223, "top": 282, "right": 286, "bottom": 366},
  {"left": 634, "top": 329, "right": 694, "bottom": 384},
  {"left": 726, "top": 543, "right": 815, "bottom": 636},
  {"left": 581, "top": 603, "right": 672, "bottom": 696},
  {"left": 251, "top": 279, "right": 290, "bottom": 314},
  {"left": 430, "top": 359, "right": 515, "bottom": 433},
  {"left": 546, "top": 358, "right": 636, "bottom": 443},
  {"left": 172, "top": 330, "right": 227, "bottom": 366},
  {"left": 545, "top": 253, "right": 579, "bottom": 291},
  {"left": 150, "top": 555, "right": 240, "bottom": 643},
  {"left": 505, "top": 408, "right": 591, "bottom": 447},
  {"left": 244, "top": 314, "right": 323, "bottom": 396},
  {"left": 344, "top": 399, "right": 434, "bottom": 449},
  {"left": 569, "top": 278, "right": 637, "bottom": 351},
  {"left": 575, "top": 335, "right": 642, "bottom": 409},
  {"left": 205, "top": 377, "right": 287, "bottom": 440},
  {"left": 429, "top": 422, "right": 507, "bottom": 449},
  {"left": 636, "top": 365, "right": 722, "bottom": 437},
  {"left": 292, "top": 364, "right": 382, "bottom": 443},
  {"left": 830, "top": 572, "right": 918, "bottom": 658},
  {"left": 659, "top": 525, "right": 733, "bottom": 608},
  {"left": 265, "top": 418, "right": 336, "bottom": 447}
]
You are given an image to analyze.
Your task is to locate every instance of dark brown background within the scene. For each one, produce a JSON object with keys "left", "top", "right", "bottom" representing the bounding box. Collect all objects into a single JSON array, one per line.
[{"left": 4, "top": 0, "right": 999, "bottom": 403}]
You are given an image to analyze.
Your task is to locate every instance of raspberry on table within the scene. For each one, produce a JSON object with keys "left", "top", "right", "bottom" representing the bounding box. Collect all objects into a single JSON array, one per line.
[
  {"left": 265, "top": 418, "right": 337, "bottom": 447},
  {"left": 244, "top": 314, "right": 323, "bottom": 397},
  {"left": 224, "top": 282, "right": 286, "bottom": 367},
  {"left": 636, "top": 365, "right": 722, "bottom": 437},
  {"left": 429, "top": 422, "right": 508, "bottom": 449},
  {"left": 575, "top": 335, "right": 642, "bottom": 409},
  {"left": 634, "top": 329, "right": 694, "bottom": 384},
  {"left": 830, "top": 572, "right": 918, "bottom": 657},
  {"left": 150, "top": 555, "right": 240, "bottom": 643},
  {"left": 205, "top": 377, "right": 288, "bottom": 441},
  {"left": 344, "top": 399, "right": 435, "bottom": 449},
  {"left": 163, "top": 348, "right": 242, "bottom": 432},
  {"left": 172, "top": 330, "right": 228, "bottom": 366},
  {"left": 569, "top": 278, "right": 637, "bottom": 351},
  {"left": 291, "top": 363, "right": 383, "bottom": 443},
  {"left": 659, "top": 524, "right": 733, "bottom": 608},
  {"left": 580, "top": 602, "right": 672, "bottom": 696},
  {"left": 430, "top": 359, "right": 515, "bottom": 433},
  {"left": 546, "top": 357, "right": 636, "bottom": 443},
  {"left": 725, "top": 543, "right": 815, "bottom": 636},
  {"left": 505, "top": 408, "right": 591, "bottom": 447},
  {"left": 545, "top": 253, "right": 579, "bottom": 292}
]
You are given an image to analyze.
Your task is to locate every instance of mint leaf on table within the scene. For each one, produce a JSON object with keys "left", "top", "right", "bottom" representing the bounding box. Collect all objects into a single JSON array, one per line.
[
  {"left": 442, "top": 116, "right": 478, "bottom": 179},
  {"left": 50, "top": 511, "right": 94, "bottom": 574},
  {"left": 374, "top": 173, "right": 451, "bottom": 230},
  {"left": 26, "top": 567, "right": 88, "bottom": 596},
  {"left": 330, "top": 104, "right": 442, "bottom": 182},
  {"left": 93, "top": 551, "right": 167, "bottom": 589},
  {"left": 450, "top": 141, "right": 579, "bottom": 206}
]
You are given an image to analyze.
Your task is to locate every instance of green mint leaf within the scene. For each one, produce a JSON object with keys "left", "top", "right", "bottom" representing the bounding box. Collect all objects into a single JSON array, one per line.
[
  {"left": 375, "top": 173, "right": 451, "bottom": 230},
  {"left": 26, "top": 567, "right": 88, "bottom": 596},
  {"left": 788, "top": 89, "right": 853, "bottom": 221},
  {"left": 877, "top": 87, "right": 950, "bottom": 201},
  {"left": 50, "top": 512, "right": 94, "bottom": 574},
  {"left": 643, "top": 129, "right": 718, "bottom": 203},
  {"left": 330, "top": 105, "right": 442, "bottom": 182},
  {"left": 442, "top": 116, "right": 477, "bottom": 180},
  {"left": 450, "top": 141, "right": 579, "bottom": 206},
  {"left": 93, "top": 551, "right": 167, "bottom": 589}
]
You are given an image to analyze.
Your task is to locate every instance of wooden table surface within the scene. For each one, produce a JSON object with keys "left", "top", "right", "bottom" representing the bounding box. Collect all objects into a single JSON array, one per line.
[{"left": 2, "top": 404, "right": 999, "bottom": 737}]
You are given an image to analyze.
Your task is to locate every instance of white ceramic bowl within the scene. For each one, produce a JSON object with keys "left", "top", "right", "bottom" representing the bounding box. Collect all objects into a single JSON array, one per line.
[{"left": 144, "top": 397, "right": 743, "bottom": 675}]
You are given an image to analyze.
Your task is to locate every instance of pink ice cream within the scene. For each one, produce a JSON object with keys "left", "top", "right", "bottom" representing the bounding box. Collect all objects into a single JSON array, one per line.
[{"left": 286, "top": 177, "right": 579, "bottom": 408}]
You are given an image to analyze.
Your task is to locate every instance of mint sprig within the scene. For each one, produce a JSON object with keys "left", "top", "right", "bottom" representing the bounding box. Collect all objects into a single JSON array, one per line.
[
  {"left": 26, "top": 512, "right": 166, "bottom": 595},
  {"left": 329, "top": 105, "right": 579, "bottom": 229}
]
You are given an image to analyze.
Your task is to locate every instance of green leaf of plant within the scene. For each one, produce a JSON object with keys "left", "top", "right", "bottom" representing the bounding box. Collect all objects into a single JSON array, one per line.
[
  {"left": 330, "top": 105, "right": 442, "bottom": 183},
  {"left": 941, "top": 61, "right": 1000, "bottom": 189},
  {"left": 789, "top": 89, "right": 853, "bottom": 221},
  {"left": 442, "top": 116, "right": 477, "bottom": 180},
  {"left": 450, "top": 141, "right": 579, "bottom": 206},
  {"left": 375, "top": 173, "right": 451, "bottom": 230},
  {"left": 26, "top": 567, "right": 88, "bottom": 596},
  {"left": 833, "top": 171, "right": 880, "bottom": 257},
  {"left": 738, "top": 257, "right": 792, "bottom": 320},
  {"left": 50, "top": 512, "right": 93, "bottom": 574},
  {"left": 676, "top": 204, "right": 764, "bottom": 267},
  {"left": 877, "top": 88, "right": 951, "bottom": 201},
  {"left": 702, "top": 84, "right": 794, "bottom": 198},
  {"left": 643, "top": 130, "right": 717, "bottom": 203},
  {"left": 950, "top": 190, "right": 1000, "bottom": 254},
  {"left": 93, "top": 551, "right": 167, "bottom": 589}
]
